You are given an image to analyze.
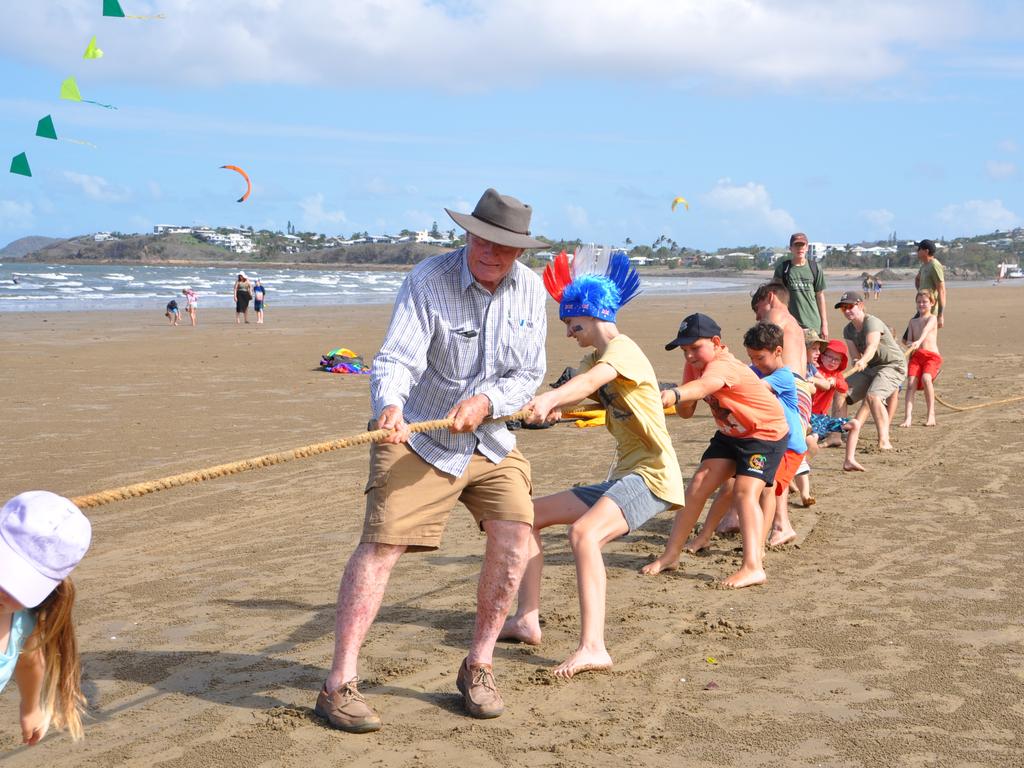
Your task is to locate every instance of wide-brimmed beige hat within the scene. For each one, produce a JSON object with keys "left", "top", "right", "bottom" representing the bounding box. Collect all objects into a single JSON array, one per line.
[{"left": 445, "top": 188, "right": 546, "bottom": 249}]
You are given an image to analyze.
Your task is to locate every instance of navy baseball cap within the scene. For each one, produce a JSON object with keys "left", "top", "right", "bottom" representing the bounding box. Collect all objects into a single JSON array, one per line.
[{"left": 665, "top": 312, "right": 722, "bottom": 350}]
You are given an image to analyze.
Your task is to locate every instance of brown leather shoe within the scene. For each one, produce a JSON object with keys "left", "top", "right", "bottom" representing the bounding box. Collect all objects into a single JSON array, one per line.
[
  {"left": 456, "top": 658, "right": 504, "bottom": 719},
  {"left": 314, "top": 679, "right": 382, "bottom": 733}
]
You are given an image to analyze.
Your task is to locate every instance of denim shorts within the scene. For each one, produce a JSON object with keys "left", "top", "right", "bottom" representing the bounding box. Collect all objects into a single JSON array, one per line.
[{"left": 569, "top": 473, "right": 672, "bottom": 533}]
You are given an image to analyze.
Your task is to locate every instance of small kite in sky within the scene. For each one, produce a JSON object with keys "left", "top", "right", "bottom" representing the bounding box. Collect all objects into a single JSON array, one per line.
[
  {"left": 671, "top": 196, "right": 689, "bottom": 212},
  {"left": 103, "top": 0, "right": 165, "bottom": 19},
  {"left": 220, "top": 165, "right": 252, "bottom": 202},
  {"left": 60, "top": 77, "right": 117, "bottom": 109},
  {"left": 36, "top": 115, "right": 97, "bottom": 148},
  {"left": 83, "top": 36, "right": 104, "bottom": 59},
  {"left": 10, "top": 153, "right": 32, "bottom": 177}
]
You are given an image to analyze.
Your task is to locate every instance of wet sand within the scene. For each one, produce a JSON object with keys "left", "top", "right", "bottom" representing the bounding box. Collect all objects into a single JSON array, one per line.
[{"left": 1, "top": 285, "right": 1022, "bottom": 767}]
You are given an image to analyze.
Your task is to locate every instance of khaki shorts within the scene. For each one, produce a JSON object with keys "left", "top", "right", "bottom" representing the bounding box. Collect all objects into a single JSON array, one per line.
[
  {"left": 361, "top": 442, "right": 534, "bottom": 551},
  {"left": 846, "top": 363, "right": 907, "bottom": 403}
]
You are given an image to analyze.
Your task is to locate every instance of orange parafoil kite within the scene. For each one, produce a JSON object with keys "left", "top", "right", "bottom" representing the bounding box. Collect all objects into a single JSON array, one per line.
[
  {"left": 671, "top": 196, "right": 689, "bottom": 212},
  {"left": 220, "top": 165, "right": 252, "bottom": 203}
]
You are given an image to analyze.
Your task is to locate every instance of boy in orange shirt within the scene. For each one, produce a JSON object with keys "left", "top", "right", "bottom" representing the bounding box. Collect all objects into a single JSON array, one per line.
[{"left": 642, "top": 313, "right": 789, "bottom": 588}]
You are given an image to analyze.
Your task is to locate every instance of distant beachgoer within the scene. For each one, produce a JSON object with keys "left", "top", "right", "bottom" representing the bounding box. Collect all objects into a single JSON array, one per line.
[
  {"left": 772, "top": 232, "right": 828, "bottom": 336},
  {"left": 0, "top": 491, "right": 92, "bottom": 745},
  {"left": 900, "top": 290, "right": 942, "bottom": 428},
  {"left": 182, "top": 288, "right": 198, "bottom": 327},
  {"left": 873, "top": 280, "right": 882, "bottom": 300},
  {"left": 233, "top": 272, "right": 252, "bottom": 324},
  {"left": 914, "top": 239, "right": 946, "bottom": 328},
  {"left": 165, "top": 299, "right": 180, "bottom": 326},
  {"left": 253, "top": 279, "right": 266, "bottom": 324}
]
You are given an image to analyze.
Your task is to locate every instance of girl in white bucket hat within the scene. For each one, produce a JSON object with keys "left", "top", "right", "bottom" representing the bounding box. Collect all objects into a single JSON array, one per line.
[{"left": 0, "top": 491, "right": 91, "bottom": 744}]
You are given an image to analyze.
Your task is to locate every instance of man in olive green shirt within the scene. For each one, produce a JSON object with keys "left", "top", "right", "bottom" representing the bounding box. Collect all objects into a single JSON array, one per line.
[
  {"left": 914, "top": 239, "right": 946, "bottom": 328},
  {"left": 773, "top": 232, "right": 828, "bottom": 337}
]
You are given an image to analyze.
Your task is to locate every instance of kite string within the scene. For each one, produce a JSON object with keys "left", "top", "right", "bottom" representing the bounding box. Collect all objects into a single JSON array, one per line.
[{"left": 69, "top": 406, "right": 596, "bottom": 509}]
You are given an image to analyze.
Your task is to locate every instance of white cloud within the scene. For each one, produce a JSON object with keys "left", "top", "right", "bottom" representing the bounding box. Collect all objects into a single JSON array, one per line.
[
  {"left": 0, "top": 1, "right": 978, "bottom": 90},
  {"left": 704, "top": 178, "right": 795, "bottom": 235},
  {"left": 997, "top": 139, "right": 1019, "bottom": 153},
  {"left": 147, "top": 181, "right": 163, "bottom": 200},
  {"left": 985, "top": 160, "right": 1018, "bottom": 180},
  {"left": 566, "top": 204, "right": 589, "bottom": 231},
  {"left": 861, "top": 208, "right": 896, "bottom": 233},
  {"left": 63, "top": 172, "right": 132, "bottom": 202},
  {"left": 299, "top": 193, "right": 347, "bottom": 230},
  {"left": 937, "top": 199, "right": 1019, "bottom": 234},
  {"left": 0, "top": 200, "right": 34, "bottom": 229}
]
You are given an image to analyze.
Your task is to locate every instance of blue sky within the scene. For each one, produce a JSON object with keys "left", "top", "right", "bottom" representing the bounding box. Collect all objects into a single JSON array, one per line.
[{"left": 1, "top": 0, "right": 1022, "bottom": 250}]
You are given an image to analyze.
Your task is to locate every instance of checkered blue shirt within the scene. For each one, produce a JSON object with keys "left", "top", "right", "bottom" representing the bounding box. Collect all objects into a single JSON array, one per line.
[{"left": 370, "top": 247, "right": 548, "bottom": 477}]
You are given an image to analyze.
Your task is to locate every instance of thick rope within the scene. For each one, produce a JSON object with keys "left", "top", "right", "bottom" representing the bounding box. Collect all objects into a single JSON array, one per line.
[
  {"left": 70, "top": 406, "right": 596, "bottom": 509},
  {"left": 934, "top": 393, "right": 1024, "bottom": 413}
]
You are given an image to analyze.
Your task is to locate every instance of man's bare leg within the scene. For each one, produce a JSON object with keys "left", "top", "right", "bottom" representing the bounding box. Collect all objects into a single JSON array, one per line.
[
  {"left": 468, "top": 519, "right": 532, "bottom": 667},
  {"left": 642, "top": 460, "right": 735, "bottom": 575},
  {"left": 500, "top": 492, "right": 588, "bottom": 646},
  {"left": 900, "top": 376, "right": 918, "bottom": 428},
  {"left": 866, "top": 394, "right": 893, "bottom": 449},
  {"left": 553, "top": 499, "right": 628, "bottom": 678},
  {"left": 843, "top": 419, "right": 866, "bottom": 472},
  {"left": 325, "top": 542, "right": 406, "bottom": 691},
  {"left": 921, "top": 373, "right": 937, "bottom": 426},
  {"left": 721, "top": 476, "right": 768, "bottom": 588}
]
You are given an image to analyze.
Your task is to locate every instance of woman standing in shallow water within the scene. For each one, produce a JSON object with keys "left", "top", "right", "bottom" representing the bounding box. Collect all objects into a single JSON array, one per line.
[{"left": 233, "top": 273, "right": 252, "bottom": 324}]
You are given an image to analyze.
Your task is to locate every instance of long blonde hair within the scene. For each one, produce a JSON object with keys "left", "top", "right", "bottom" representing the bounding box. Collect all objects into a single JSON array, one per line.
[{"left": 25, "top": 578, "right": 85, "bottom": 740}]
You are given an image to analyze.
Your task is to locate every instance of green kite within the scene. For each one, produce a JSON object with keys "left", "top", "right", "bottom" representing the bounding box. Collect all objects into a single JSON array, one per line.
[
  {"left": 83, "top": 35, "right": 104, "bottom": 59},
  {"left": 36, "top": 115, "right": 97, "bottom": 148},
  {"left": 10, "top": 153, "right": 31, "bottom": 177},
  {"left": 60, "top": 77, "right": 117, "bottom": 110},
  {"left": 103, "top": 0, "right": 165, "bottom": 19}
]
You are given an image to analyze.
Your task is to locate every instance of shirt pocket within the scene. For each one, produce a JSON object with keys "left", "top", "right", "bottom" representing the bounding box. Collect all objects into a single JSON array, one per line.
[
  {"left": 499, "top": 316, "right": 543, "bottom": 372},
  {"left": 434, "top": 325, "right": 481, "bottom": 380}
]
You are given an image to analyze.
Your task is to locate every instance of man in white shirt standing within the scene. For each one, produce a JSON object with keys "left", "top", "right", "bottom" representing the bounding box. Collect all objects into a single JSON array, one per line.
[{"left": 315, "top": 189, "right": 548, "bottom": 733}]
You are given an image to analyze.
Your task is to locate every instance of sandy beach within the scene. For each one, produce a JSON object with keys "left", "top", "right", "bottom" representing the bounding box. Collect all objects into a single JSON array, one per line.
[{"left": 1, "top": 285, "right": 1022, "bottom": 767}]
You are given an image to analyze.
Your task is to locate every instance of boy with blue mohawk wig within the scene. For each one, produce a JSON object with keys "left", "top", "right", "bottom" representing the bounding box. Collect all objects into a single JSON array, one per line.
[{"left": 500, "top": 249, "right": 686, "bottom": 678}]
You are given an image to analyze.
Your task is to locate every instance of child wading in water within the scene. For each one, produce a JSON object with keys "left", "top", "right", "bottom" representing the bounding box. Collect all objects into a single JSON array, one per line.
[
  {"left": 0, "top": 492, "right": 91, "bottom": 745},
  {"left": 642, "top": 313, "right": 789, "bottom": 588},
  {"left": 900, "top": 290, "right": 942, "bottom": 427},
  {"left": 500, "top": 250, "right": 685, "bottom": 678}
]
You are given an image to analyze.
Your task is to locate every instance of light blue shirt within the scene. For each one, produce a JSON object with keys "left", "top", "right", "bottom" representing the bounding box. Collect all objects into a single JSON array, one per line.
[
  {"left": 0, "top": 610, "right": 37, "bottom": 692},
  {"left": 752, "top": 365, "right": 808, "bottom": 454},
  {"left": 370, "top": 247, "right": 547, "bottom": 477}
]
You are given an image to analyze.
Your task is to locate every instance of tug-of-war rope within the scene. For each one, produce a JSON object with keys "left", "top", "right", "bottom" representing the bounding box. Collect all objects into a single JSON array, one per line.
[
  {"left": 70, "top": 407, "right": 595, "bottom": 509},
  {"left": 68, "top": 390, "right": 1021, "bottom": 510}
]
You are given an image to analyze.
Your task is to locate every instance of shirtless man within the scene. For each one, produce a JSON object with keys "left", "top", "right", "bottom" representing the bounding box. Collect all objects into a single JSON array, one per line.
[{"left": 751, "top": 281, "right": 808, "bottom": 375}]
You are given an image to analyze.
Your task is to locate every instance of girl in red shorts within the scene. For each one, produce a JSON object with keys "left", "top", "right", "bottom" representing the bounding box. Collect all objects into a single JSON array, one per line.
[{"left": 900, "top": 290, "right": 942, "bottom": 427}]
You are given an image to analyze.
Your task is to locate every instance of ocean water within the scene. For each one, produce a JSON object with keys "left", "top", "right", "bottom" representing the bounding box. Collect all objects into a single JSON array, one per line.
[{"left": 0, "top": 262, "right": 756, "bottom": 312}]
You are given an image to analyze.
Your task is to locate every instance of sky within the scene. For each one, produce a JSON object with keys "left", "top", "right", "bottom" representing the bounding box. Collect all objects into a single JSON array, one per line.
[{"left": 0, "top": 0, "right": 1022, "bottom": 251}]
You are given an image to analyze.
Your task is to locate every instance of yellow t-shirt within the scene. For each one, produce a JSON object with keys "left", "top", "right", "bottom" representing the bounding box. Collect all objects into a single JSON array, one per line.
[{"left": 577, "top": 335, "right": 686, "bottom": 507}]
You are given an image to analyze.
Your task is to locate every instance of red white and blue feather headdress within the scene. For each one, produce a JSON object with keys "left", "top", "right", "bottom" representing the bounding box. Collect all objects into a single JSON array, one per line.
[{"left": 543, "top": 245, "right": 641, "bottom": 323}]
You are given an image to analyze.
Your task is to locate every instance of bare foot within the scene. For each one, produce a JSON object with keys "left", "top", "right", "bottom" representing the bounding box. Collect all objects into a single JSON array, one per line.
[
  {"left": 683, "top": 535, "right": 711, "bottom": 554},
  {"left": 843, "top": 459, "right": 866, "bottom": 472},
  {"left": 640, "top": 555, "right": 678, "bottom": 576},
  {"left": 878, "top": 441, "right": 893, "bottom": 451},
  {"left": 499, "top": 615, "right": 541, "bottom": 645},
  {"left": 924, "top": 419, "right": 936, "bottom": 427},
  {"left": 898, "top": 421, "right": 911, "bottom": 428},
  {"left": 800, "top": 496, "right": 816, "bottom": 507},
  {"left": 716, "top": 511, "right": 740, "bottom": 535},
  {"left": 821, "top": 435, "right": 842, "bottom": 448},
  {"left": 552, "top": 647, "right": 613, "bottom": 679},
  {"left": 767, "top": 528, "right": 797, "bottom": 548},
  {"left": 720, "top": 566, "right": 766, "bottom": 589}
]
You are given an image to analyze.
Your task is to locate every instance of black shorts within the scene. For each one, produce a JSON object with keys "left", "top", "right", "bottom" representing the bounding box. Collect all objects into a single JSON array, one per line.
[{"left": 700, "top": 431, "right": 789, "bottom": 486}]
